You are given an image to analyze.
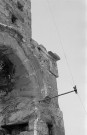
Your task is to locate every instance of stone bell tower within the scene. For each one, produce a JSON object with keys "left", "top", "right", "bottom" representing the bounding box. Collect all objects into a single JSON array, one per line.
[{"left": 0, "top": 0, "right": 65, "bottom": 135}]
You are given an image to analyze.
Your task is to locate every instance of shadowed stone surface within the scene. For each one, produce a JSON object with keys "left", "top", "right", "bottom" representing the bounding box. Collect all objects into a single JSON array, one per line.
[{"left": 0, "top": 0, "right": 65, "bottom": 135}]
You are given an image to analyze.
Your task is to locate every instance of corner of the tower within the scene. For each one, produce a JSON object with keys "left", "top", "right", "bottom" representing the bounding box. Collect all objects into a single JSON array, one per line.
[{"left": 0, "top": 0, "right": 65, "bottom": 135}]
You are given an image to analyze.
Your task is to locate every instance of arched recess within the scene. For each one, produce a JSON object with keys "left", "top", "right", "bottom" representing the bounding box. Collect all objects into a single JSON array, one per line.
[
  {"left": 0, "top": 41, "right": 43, "bottom": 98},
  {"left": 0, "top": 36, "right": 44, "bottom": 128}
]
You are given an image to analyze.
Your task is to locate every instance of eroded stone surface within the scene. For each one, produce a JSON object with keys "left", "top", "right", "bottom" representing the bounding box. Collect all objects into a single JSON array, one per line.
[{"left": 0, "top": 0, "right": 65, "bottom": 135}]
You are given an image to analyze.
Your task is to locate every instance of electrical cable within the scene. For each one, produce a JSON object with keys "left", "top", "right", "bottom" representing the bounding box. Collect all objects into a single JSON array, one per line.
[
  {"left": 45, "top": 0, "right": 87, "bottom": 115},
  {"left": 46, "top": 0, "right": 75, "bottom": 86},
  {"left": 77, "top": 94, "right": 87, "bottom": 114}
]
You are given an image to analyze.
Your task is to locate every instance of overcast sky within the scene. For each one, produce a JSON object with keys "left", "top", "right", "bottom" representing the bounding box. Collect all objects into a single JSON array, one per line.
[{"left": 32, "top": 0, "right": 86, "bottom": 135}]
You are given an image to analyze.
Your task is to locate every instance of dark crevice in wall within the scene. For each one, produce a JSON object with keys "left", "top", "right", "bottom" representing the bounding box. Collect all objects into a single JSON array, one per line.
[
  {"left": 17, "top": 1, "right": 23, "bottom": 11},
  {"left": 1, "top": 122, "right": 28, "bottom": 134},
  {"left": 11, "top": 14, "right": 17, "bottom": 24},
  {"left": 47, "top": 122, "right": 53, "bottom": 135}
]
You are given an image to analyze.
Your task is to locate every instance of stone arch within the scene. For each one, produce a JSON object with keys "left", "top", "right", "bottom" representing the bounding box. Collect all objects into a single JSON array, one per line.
[
  {"left": 0, "top": 34, "right": 44, "bottom": 128},
  {"left": 0, "top": 37, "right": 44, "bottom": 98}
]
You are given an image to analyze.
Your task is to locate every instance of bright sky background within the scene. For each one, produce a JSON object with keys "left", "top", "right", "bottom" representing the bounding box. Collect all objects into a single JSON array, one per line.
[{"left": 32, "top": 0, "right": 86, "bottom": 135}]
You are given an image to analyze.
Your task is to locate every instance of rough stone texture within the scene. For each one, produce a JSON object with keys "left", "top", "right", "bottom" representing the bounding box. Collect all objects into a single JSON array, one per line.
[{"left": 0, "top": 0, "right": 65, "bottom": 135}]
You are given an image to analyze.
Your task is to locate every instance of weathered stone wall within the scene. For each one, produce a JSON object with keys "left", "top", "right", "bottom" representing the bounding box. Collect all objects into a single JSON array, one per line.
[
  {"left": 0, "top": 0, "right": 31, "bottom": 43},
  {"left": 0, "top": 0, "right": 65, "bottom": 135}
]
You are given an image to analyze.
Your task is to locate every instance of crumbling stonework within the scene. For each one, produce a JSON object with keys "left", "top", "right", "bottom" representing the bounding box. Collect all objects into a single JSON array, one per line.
[{"left": 0, "top": 0, "right": 65, "bottom": 135}]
